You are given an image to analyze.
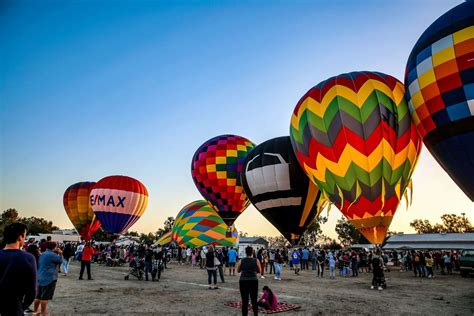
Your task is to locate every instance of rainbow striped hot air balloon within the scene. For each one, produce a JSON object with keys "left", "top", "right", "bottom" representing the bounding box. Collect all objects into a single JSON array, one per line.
[
  {"left": 191, "top": 135, "right": 255, "bottom": 226},
  {"left": 63, "top": 182, "right": 101, "bottom": 241},
  {"left": 405, "top": 1, "right": 474, "bottom": 201},
  {"left": 90, "top": 175, "right": 148, "bottom": 235},
  {"left": 172, "top": 200, "right": 238, "bottom": 248},
  {"left": 290, "top": 71, "right": 422, "bottom": 244}
]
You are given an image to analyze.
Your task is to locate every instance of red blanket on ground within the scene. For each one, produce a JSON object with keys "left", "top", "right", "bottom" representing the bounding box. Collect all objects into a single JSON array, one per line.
[{"left": 224, "top": 301, "right": 301, "bottom": 314}]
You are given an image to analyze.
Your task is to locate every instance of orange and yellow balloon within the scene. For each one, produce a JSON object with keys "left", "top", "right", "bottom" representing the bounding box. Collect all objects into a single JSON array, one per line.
[{"left": 63, "top": 182, "right": 101, "bottom": 241}]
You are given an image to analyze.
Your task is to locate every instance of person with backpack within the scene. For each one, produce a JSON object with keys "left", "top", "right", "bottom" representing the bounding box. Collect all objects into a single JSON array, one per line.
[{"left": 291, "top": 248, "right": 301, "bottom": 275}]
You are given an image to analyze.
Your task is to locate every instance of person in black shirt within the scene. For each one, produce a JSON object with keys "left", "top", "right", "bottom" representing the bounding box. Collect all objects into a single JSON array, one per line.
[
  {"left": 144, "top": 246, "right": 153, "bottom": 281},
  {"left": 0, "top": 223, "right": 37, "bottom": 316}
]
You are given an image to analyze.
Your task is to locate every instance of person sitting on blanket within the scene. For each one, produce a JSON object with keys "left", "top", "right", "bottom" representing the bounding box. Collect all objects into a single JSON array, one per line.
[{"left": 257, "top": 286, "right": 278, "bottom": 310}]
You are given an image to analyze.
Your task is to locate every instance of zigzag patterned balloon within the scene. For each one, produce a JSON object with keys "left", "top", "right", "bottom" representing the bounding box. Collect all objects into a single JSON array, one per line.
[
  {"left": 290, "top": 72, "right": 422, "bottom": 244},
  {"left": 172, "top": 200, "right": 238, "bottom": 248}
]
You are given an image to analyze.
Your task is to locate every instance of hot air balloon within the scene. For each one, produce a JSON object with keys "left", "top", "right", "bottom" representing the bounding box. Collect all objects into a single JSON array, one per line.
[
  {"left": 191, "top": 135, "right": 255, "bottom": 226},
  {"left": 405, "top": 1, "right": 474, "bottom": 201},
  {"left": 172, "top": 200, "right": 239, "bottom": 248},
  {"left": 63, "top": 182, "right": 101, "bottom": 241},
  {"left": 241, "top": 136, "right": 326, "bottom": 244},
  {"left": 90, "top": 175, "right": 148, "bottom": 235},
  {"left": 290, "top": 72, "right": 422, "bottom": 244}
]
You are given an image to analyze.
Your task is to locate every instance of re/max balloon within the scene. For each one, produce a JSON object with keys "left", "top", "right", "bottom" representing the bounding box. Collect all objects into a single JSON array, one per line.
[
  {"left": 191, "top": 135, "right": 255, "bottom": 226},
  {"left": 405, "top": 1, "right": 474, "bottom": 201},
  {"left": 290, "top": 71, "right": 422, "bottom": 244},
  {"left": 90, "top": 175, "right": 148, "bottom": 235},
  {"left": 241, "top": 136, "right": 326, "bottom": 244},
  {"left": 63, "top": 182, "right": 101, "bottom": 241}
]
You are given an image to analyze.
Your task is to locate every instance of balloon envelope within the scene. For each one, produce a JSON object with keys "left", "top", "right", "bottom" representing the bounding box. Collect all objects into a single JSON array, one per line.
[
  {"left": 405, "top": 1, "right": 474, "bottom": 201},
  {"left": 290, "top": 71, "right": 422, "bottom": 244},
  {"left": 191, "top": 135, "right": 255, "bottom": 226},
  {"left": 90, "top": 175, "right": 148, "bottom": 235},
  {"left": 172, "top": 200, "right": 239, "bottom": 248},
  {"left": 63, "top": 182, "right": 101, "bottom": 241},
  {"left": 241, "top": 136, "right": 325, "bottom": 243}
]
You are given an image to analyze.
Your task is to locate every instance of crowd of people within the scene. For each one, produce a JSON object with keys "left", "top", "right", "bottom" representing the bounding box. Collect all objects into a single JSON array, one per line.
[{"left": 0, "top": 222, "right": 468, "bottom": 316}]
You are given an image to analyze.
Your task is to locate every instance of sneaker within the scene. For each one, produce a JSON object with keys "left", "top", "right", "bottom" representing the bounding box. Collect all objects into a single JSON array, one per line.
[
  {"left": 378, "top": 286, "right": 383, "bottom": 291},
  {"left": 370, "top": 286, "right": 375, "bottom": 289},
  {"left": 261, "top": 276, "right": 265, "bottom": 279}
]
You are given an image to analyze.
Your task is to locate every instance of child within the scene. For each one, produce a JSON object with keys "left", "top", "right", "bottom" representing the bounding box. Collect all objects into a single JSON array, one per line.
[{"left": 258, "top": 286, "right": 278, "bottom": 310}]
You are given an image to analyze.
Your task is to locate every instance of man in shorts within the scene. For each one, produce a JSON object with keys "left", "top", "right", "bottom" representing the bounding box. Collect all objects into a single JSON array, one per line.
[
  {"left": 227, "top": 246, "right": 238, "bottom": 276},
  {"left": 34, "top": 241, "right": 63, "bottom": 315},
  {"left": 291, "top": 248, "right": 301, "bottom": 275}
]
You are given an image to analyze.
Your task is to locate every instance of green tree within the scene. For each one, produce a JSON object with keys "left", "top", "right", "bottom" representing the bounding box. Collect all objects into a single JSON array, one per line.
[
  {"left": 410, "top": 213, "right": 473, "bottom": 233},
  {"left": 267, "top": 236, "right": 290, "bottom": 249},
  {"left": 20, "top": 216, "right": 59, "bottom": 235},
  {"left": 302, "top": 216, "right": 328, "bottom": 246},
  {"left": 335, "top": 216, "right": 370, "bottom": 247},
  {"left": 163, "top": 217, "right": 175, "bottom": 233}
]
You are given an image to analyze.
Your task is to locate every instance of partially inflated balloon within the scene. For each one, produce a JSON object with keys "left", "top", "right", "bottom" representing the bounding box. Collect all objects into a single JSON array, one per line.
[
  {"left": 90, "top": 175, "right": 148, "bottom": 235},
  {"left": 241, "top": 136, "right": 326, "bottom": 244},
  {"left": 191, "top": 135, "right": 255, "bottom": 226},
  {"left": 172, "top": 200, "right": 238, "bottom": 248},
  {"left": 63, "top": 182, "right": 101, "bottom": 241},
  {"left": 290, "top": 72, "right": 422, "bottom": 244},
  {"left": 405, "top": 1, "right": 474, "bottom": 201}
]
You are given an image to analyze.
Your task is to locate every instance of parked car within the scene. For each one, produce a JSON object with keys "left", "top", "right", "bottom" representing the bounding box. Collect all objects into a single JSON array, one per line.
[{"left": 459, "top": 249, "right": 474, "bottom": 277}]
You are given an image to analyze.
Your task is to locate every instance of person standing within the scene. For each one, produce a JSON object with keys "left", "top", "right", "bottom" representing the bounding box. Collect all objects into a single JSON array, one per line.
[
  {"left": 329, "top": 252, "right": 336, "bottom": 279},
  {"left": 216, "top": 248, "right": 225, "bottom": 283},
  {"left": 205, "top": 246, "right": 218, "bottom": 289},
  {"left": 291, "top": 248, "right": 301, "bottom": 275},
  {"left": 227, "top": 246, "right": 238, "bottom": 276},
  {"left": 273, "top": 249, "right": 282, "bottom": 280},
  {"left": 200, "top": 247, "right": 207, "bottom": 269},
  {"left": 144, "top": 246, "right": 153, "bottom": 281},
  {"left": 62, "top": 242, "right": 74, "bottom": 276},
  {"left": 0, "top": 223, "right": 37, "bottom": 316},
  {"left": 257, "top": 248, "right": 265, "bottom": 279},
  {"left": 238, "top": 246, "right": 261, "bottom": 316},
  {"left": 351, "top": 251, "right": 358, "bottom": 277},
  {"left": 79, "top": 242, "right": 94, "bottom": 280},
  {"left": 302, "top": 247, "right": 310, "bottom": 270},
  {"left": 34, "top": 241, "right": 63, "bottom": 315},
  {"left": 317, "top": 250, "right": 325, "bottom": 278},
  {"left": 268, "top": 250, "right": 275, "bottom": 275}
]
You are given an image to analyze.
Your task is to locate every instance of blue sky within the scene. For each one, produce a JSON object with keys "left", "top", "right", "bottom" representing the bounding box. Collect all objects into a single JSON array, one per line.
[{"left": 1, "top": 0, "right": 470, "bottom": 238}]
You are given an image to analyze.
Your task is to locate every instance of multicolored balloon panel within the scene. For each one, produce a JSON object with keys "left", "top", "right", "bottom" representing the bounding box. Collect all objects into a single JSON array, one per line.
[
  {"left": 405, "top": 1, "right": 474, "bottom": 201},
  {"left": 90, "top": 175, "right": 148, "bottom": 235},
  {"left": 290, "top": 72, "right": 422, "bottom": 244},
  {"left": 241, "top": 136, "right": 326, "bottom": 244},
  {"left": 191, "top": 135, "right": 255, "bottom": 226},
  {"left": 172, "top": 200, "right": 238, "bottom": 248},
  {"left": 63, "top": 182, "right": 101, "bottom": 241}
]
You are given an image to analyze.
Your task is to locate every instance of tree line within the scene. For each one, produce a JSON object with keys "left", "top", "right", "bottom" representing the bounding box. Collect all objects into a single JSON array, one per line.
[{"left": 1, "top": 208, "right": 471, "bottom": 246}]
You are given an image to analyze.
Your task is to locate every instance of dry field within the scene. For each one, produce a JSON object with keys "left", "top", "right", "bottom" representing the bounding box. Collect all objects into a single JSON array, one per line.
[{"left": 46, "top": 261, "right": 474, "bottom": 315}]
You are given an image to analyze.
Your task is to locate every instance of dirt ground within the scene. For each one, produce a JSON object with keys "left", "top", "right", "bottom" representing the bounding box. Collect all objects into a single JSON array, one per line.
[{"left": 46, "top": 261, "right": 474, "bottom": 315}]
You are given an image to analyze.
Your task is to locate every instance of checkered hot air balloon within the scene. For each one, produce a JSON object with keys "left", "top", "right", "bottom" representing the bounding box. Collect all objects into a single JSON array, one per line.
[
  {"left": 290, "top": 71, "right": 422, "bottom": 244},
  {"left": 191, "top": 135, "right": 255, "bottom": 226},
  {"left": 63, "top": 182, "right": 101, "bottom": 241},
  {"left": 90, "top": 175, "right": 148, "bottom": 235},
  {"left": 172, "top": 200, "right": 238, "bottom": 248},
  {"left": 405, "top": 1, "right": 474, "bottom": 201}
]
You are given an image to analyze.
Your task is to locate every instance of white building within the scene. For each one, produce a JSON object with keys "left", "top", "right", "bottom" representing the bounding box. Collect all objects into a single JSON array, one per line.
[{"left": 238, "top": 237, "right": 268, "bottom": 257}]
